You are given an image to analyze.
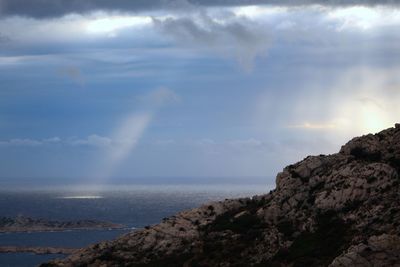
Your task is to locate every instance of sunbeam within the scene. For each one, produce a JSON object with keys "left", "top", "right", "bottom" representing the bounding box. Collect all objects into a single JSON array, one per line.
[{"left": 86, "top": 88, "right": 178, "bottom": 190}]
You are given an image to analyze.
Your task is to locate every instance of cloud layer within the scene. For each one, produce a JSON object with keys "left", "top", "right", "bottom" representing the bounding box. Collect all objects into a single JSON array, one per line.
[
  {"left": 1, "top": 0, "right": 400, "bottom": 18},
  {"left": 153, "top": 11, "right": 270, "bottom": 70}
]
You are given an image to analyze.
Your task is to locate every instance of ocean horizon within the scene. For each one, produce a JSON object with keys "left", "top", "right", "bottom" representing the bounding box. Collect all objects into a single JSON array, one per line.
[{"left": 0, "top": 182, "right": 271, "bottom": 267}]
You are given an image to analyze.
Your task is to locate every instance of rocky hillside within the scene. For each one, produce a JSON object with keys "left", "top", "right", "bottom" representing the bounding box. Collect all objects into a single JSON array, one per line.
[{"left": 44, "top": 125, "right": 400, "bottom": 267}]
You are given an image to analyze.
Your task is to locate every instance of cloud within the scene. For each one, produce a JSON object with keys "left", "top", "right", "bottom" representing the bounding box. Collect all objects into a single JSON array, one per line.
[
  {"left": 0, "top": 135, "right": 122, "bottom": 148},
  {"left": 0, "top": 138, "right": 43, "bottom": 147},
  {"left": 1, "top": 4, "right": 399, "bottom": 63},
  {"left": 0, "top": 135, "right": 110, "bottom": 148},
  {"left": 68, "top": 135, "right": 113, "bottom": 147},
  {"left": 44, "top": 137, "right": 62, "bottom": 143},
  {"left": 1, "top": 0, "right": 400, "bottom": 19},
  {"left": 287, "top": 122, "right": 337, "bottom": 130},
  {"left": 153, "top": 11, "right": 270, "bottom": 70},
  {"left": 0, "top": 137, "right": 62, "bottom": 147}
]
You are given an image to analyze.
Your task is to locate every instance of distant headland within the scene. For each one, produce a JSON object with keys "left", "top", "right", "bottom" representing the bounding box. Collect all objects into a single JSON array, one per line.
[{"left": 0, "top": 216, "right": 124, "bottom": 233}]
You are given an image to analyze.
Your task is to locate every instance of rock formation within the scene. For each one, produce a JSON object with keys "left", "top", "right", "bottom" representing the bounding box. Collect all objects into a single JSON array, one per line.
[{"left": 43, "top": 125, "right": 400, "bottom": 266}]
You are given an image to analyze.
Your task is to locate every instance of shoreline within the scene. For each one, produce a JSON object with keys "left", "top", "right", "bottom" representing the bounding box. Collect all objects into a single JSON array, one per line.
[
  {"left": 0, "top": 226, "right": 131, "bottom": 234},
  {"left": 0, "top": 216, "right": 127, "bottom": 234},
  {"left": 0, "top": 246, "right": 78, "bottom": 255}
]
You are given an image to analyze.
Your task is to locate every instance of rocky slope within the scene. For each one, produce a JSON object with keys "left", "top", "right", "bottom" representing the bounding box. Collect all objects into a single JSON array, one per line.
[
  {"left": 0, "top": 216, "right": 123, "bottom": 233},
  {"left": 44, "top": 125, "right": 400, "bottom": 266}
]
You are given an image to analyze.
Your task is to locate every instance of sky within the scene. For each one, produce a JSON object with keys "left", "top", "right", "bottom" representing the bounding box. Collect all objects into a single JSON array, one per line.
[{"left": 1, "top": 0, "right": 400, "bottom": 186}]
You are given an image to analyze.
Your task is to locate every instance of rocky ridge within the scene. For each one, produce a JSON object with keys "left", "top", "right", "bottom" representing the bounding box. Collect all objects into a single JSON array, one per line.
[{"left": 44, "top": 125, "right": 400, "bottom": 266}]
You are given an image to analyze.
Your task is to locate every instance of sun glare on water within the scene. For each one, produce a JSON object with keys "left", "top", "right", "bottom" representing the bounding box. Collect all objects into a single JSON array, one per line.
[{"left": 58, "top": 195, "right": 104, "bottom": 199}]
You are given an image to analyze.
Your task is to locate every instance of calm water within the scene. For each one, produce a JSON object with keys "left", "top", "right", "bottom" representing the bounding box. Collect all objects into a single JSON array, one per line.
[{"left": 0, "top": 184, "right": 269, "bottom": 267}]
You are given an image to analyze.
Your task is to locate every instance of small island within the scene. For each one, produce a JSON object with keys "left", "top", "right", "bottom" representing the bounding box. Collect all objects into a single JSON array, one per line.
[
  {"left": 0, "top": 216, "right": 124, "bottom": 233},
  {"left": 0, "top": 216, "right": 126, "bottom": 256},
  {"left": 0, "top": 246, "right": 77, "bottom": 255}
]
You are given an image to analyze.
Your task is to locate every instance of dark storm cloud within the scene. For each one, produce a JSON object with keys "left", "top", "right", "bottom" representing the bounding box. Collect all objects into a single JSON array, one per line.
[{"left": 1, "top": 0, "right": 399, "bottom": 18}]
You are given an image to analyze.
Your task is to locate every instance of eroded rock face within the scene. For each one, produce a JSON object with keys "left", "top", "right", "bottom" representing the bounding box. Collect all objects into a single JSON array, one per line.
[
  {"left": 330, "top": 234, "right": 400, "bottom": 267},
  {"left": 44, "top": 125, "right": 400, "bottom": 267}
]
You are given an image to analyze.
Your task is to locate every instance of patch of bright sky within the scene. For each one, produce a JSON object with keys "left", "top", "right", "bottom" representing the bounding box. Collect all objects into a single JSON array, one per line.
[
  {"left": 85, "top": 14, "right": 152, "bottom": 35},
  {"left": 232, "top": 5, "right": 400, "bottom": 31},
  {"left": 326, "top": 6, "right": 400, "bottom": 31},
  {"left": 231, "top": 5, "right": 290, "bottom": 19}
]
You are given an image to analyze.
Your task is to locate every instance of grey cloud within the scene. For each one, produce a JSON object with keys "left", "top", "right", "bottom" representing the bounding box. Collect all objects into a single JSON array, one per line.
[
  {"left": 1, "top": 0, "right": 399, "bottom": 19},
  {"left": 0, "top": 137, "right": 61, "bottom": 147},
  {"left": 0, "top": 135, "right": 114, "bottom": 148},
  {"left": 67, "top": 135, "right": 112, "bottom": 147},
  {"left": 153, "top": 13, "right": 270, "bottom": 70},
  {"left": 0, "top": 138, "right": 42, "bottom": 146}
]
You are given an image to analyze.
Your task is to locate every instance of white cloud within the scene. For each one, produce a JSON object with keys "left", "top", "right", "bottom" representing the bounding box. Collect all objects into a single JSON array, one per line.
[
  {"left": 140, "top": 87, "right": 180, "bottom": 107},
  {"left": 286, "top": 122, "right": 337, "bottom": 130},
  {"left": 68, "top": 135, "right": 113, "bottom": 147},
  {"left": 326, "top": 6, "right": 400, "bottom": 31},
  {"left": 43, "top": 137, "right": 62, "bottom": 143},
  {"left": 0, "top": 137, "right": 64, "bottom": 147},
  {"left": 0, "top": 135, "right": 121, "bottom": 148},
  {"left": 0, "top": 138, "right": 42, "bottom": 147}
]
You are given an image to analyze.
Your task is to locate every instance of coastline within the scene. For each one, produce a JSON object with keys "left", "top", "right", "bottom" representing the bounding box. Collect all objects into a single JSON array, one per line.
[
  {"left": 0, "top": 225, "right": 129, "bottom": 234},
  {"left": 0, "top": 216, "right": 126, "bottom": 234},
  {"left": 0, "top": 246, "right": 77, "bottom": 255}
]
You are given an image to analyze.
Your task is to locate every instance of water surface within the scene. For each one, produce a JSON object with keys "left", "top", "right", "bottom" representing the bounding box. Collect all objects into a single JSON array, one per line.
[{"left": 0, "top": 184, "right": 270, "bottom": 266}]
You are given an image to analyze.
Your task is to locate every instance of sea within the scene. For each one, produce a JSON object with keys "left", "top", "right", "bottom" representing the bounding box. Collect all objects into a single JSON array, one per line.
[{"left": 0, "top": 183, "right": 270, "bottom": 267}]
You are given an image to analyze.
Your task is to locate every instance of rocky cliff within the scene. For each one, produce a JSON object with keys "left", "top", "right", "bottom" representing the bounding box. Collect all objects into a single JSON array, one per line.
[{"left": 44, "top": 125, "right": 400, "bottom": 267}]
